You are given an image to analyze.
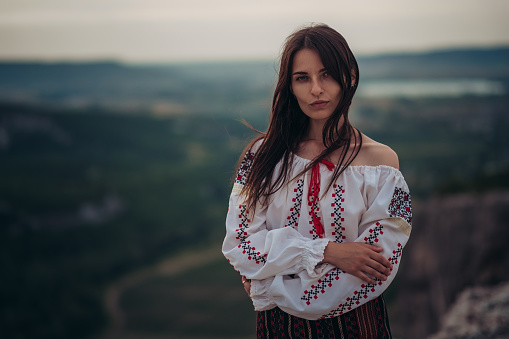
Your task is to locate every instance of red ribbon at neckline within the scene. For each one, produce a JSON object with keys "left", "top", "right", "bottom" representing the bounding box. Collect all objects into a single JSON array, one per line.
[{"left": 307, "top": 159, "right": 335, "bottom": 238}]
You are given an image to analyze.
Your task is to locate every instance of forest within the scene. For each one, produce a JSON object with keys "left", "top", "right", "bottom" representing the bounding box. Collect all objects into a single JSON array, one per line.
[{"left": 1, "top": 47, "right": 508, "bottom": 338}]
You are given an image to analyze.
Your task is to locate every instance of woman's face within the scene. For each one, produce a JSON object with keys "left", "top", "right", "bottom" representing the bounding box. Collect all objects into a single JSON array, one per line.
[{"left": 291, "top": 48, "right": 342, "bottom": 123}]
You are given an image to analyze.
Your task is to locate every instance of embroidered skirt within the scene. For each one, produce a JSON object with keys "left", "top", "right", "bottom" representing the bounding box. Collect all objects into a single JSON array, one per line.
[{"left": 256, "top": 295, "right": 391, "bottom": 339}]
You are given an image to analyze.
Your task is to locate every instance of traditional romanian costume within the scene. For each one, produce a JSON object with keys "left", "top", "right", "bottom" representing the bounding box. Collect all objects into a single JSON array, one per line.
[{"left": 223, "top": 142, "right": 412, "bottom": 338}]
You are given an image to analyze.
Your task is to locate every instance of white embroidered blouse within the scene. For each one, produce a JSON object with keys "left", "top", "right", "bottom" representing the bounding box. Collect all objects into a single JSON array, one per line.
[{"left": 222, "top": 144, "right": 412, "bottom": 320}]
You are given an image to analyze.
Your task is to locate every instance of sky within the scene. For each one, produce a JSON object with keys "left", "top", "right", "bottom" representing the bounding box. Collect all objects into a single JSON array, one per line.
[{"left": 0, "top": 0, "right": 508, "bottom": 62}]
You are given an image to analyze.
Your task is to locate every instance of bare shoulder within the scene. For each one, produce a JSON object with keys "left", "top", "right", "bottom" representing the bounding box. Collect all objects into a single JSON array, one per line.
[{"left": 351, "top": 134, "right": 400, "bottom": 169}]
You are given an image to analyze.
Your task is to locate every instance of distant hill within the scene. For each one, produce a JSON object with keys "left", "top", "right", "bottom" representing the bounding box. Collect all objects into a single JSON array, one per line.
[
  {"left": 357, "top": 47, "right": 509, "bottom": 78},
  {"left": 0, "top": 60, "right": 275, "bottom": 116},
  {"left": 0, "top": 46, "right": 508, "bottom": 114}
]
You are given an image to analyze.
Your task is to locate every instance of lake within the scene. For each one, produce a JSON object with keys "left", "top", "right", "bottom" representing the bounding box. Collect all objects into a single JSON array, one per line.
[{"left": 357, "top": 79, "right": 505, "bottom": 98}]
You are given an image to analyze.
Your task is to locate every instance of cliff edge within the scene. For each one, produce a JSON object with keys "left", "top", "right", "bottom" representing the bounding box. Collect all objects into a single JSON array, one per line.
[{"left": 390, "top": 191, "right": 509, "bottom": 338}]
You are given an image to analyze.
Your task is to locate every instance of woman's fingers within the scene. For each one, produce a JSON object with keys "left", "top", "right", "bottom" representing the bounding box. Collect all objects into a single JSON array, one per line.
[
  {"left": 369, "top": 250, "right": 393, "bottom": 271},
  {"left": 353, "top": 265, "right": 388, "bottom": 284},
  {"left": 366, "top": 263, "right": 389, "bottom": 281},
  {"left": 241, "top": 276, "right": 251, "bottom": 297},
  {"left": 354, "top": 244, "right": 393, "bottom": 274},
  {"left": 370, "top": 256, "right": 392, "bottom": 273}
]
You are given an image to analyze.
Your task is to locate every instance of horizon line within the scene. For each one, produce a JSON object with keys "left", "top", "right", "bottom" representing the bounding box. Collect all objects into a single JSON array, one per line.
[{"left": 1, "top": 44, "right": 508, "bottom": 66}]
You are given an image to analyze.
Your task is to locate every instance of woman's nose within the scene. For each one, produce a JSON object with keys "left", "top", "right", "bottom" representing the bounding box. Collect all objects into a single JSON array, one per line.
[{"left": 310, "top": 79, "right": 324, "bottom": 96}]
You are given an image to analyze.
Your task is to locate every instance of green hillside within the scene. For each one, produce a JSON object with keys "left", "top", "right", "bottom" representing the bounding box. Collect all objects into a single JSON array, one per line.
[{"left": 0, "top": 103, "right": 257, "bottom": 338}]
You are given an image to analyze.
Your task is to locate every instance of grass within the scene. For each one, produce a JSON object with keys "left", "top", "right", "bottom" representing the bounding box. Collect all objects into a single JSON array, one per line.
[{"left": 118, "top": 252, "right": 257, "bottom": 338}]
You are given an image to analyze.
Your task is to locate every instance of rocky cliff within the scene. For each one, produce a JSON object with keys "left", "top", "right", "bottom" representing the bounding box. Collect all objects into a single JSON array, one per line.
[
  {"left": 390, "top": 191, "right": 509, "bottom": 338},
  {"left": 428, "top": 281, "right": 509, "bottom": 339}
]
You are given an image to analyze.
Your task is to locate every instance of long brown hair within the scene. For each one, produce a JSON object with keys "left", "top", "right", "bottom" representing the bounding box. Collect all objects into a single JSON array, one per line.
[{"left": 239, "top": 23, "right": 361, "bottom": 210}]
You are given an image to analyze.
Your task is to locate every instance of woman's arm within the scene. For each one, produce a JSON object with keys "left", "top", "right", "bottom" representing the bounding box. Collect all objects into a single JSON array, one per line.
[
  {"left": 241, "top": 242, "right": 393, "bottom": 298},
  {"left": 222, "top": 150, "right": 330, "bottom": 281},
  {"left": 222, "top": 183, "right": 330, "bottom": 280}
]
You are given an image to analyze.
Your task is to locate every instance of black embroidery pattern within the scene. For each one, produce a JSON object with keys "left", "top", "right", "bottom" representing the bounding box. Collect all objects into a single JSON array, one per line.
[
  {"left": 388, "top": 187, "right": 412, "bottom": 225},
  {"left": 235, "top": 204, "right": 266, "bottom": 265},
  {"left": 320, "top": 242, "right": 404, "bottom": 318},
  {"left": 300, "top": 269, "right": 344, "bottom": 305},
  {"left": 285, "top": 179, "right": 304, "bottom": 229},
  {"left": 331, "top": 184, "right": 346, "bottom": 243},
  {"left": 234, "top": 151, "right": 255, "bottom": 186},
  {"left": 364, "top": 222, "right": 384, "bottom": 245}
]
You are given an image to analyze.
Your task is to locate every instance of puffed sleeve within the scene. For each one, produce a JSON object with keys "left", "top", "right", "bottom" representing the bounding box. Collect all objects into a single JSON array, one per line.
[
  {"left": 249, "top": 166, "right": 412, "bottom": 320},
  {"left": 222, "top": 145, "right": 330, "bottom": 281}
]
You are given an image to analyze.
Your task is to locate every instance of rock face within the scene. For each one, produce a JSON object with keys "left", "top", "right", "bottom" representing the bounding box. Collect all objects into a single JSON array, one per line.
[
  {"left": 428, "top": 281, "right": 509, "bottom": 339},
  {"left": 389, "top": 191, "right": 509, "bottom": 338}
]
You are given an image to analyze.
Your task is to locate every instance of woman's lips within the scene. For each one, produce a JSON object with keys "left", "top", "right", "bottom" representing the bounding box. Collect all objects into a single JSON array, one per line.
[{"left": 310, "top": 100, "right": 329, "bottom": 109}]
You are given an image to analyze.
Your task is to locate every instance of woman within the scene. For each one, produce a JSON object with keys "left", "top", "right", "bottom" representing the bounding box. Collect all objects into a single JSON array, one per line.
[{"left": 222, "top": 24, "right": 412, "bottom": 338}]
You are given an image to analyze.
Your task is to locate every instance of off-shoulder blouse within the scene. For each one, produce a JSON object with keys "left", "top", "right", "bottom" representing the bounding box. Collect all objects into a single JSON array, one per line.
[{"left": 222, "top": 144, "right": 412, "bottom": 320}]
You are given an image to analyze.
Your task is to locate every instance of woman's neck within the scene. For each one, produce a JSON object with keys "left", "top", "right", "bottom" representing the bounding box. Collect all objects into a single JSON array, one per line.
[
  {"left": 305, "top": 119, "right": 326, "bottom": 141},
  {"left": 305, "top": 117, "right": 344, "bottom": 142}
]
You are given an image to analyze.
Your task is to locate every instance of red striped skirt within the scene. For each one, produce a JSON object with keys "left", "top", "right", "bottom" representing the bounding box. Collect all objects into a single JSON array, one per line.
[{"left": 256, "top": 295, "right": 391, "bottom": 339}]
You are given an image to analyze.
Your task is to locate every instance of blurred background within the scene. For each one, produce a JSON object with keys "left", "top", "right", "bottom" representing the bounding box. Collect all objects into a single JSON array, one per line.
[{"left": 1, "top": 1, "right": 509, "bottom": 338}]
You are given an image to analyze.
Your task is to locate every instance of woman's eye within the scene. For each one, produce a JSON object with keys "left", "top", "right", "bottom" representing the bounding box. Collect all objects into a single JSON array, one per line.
[{"left": 295, "top": 76, "right": 308, "bottom": 81}]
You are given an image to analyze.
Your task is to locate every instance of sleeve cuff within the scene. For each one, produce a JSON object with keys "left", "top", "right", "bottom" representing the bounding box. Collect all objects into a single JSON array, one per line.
[
  {"left": 302, "top": 239, "right": 330, "bottom": 278},
  {"left": 251, "top": 277, "right": 276, "bottom": 311}
]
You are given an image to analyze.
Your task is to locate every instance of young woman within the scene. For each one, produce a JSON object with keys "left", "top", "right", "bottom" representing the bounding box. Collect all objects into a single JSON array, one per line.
[{"left": 222, "top": 24, "right": 412, "bottom": 338}]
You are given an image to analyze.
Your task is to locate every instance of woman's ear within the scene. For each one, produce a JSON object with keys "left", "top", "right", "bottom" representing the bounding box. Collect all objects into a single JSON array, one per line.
[{"left": 351, "top": 69, "right": 357, "bottom": 87}]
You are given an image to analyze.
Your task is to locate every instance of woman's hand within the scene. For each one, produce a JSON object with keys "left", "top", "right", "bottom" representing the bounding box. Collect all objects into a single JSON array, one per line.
[
  {"left": 242, "top": 276, "right": 251, "bottom": 297},
  {"left": 321, "top": 242, "right": 393, "bottom": 284}
]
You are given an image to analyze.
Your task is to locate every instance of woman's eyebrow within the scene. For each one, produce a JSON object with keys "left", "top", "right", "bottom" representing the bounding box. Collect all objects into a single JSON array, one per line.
[
  {"left": 292, "top": 68, "right": 327, "bottom": 76},
  {"left": 292, "top": 71, "right": 308, "bottom": 76}
]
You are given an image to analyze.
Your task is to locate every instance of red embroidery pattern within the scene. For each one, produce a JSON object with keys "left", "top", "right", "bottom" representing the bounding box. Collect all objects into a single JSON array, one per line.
[
  {"left": 364, "top": 222, "right": 384, "bottom": 245},
  {"left": 285, "top": 179, "right": 304, "bottom": 229},
  {"left": 320, "top": 243, "right": 404, "bottom": 318},
  {"left": 331, "top": 184, "right": 346, "bottom": 243},
  {"left": 388, "top": 187, "right": 412, "bottom": 225},
  {"left": 235, "top": 151, "right": 255, "bottom": 186},
  {"left": 235, "top": 204, "right": 267, "bottom": 264},
  {"left": 300, "top": 269, "right": 344, "bottom": 305}
]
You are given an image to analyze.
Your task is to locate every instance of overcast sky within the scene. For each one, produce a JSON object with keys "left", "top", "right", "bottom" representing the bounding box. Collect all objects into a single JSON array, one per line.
[{"left": 1, "top": 0, "right": 508, "bottom": 62}]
